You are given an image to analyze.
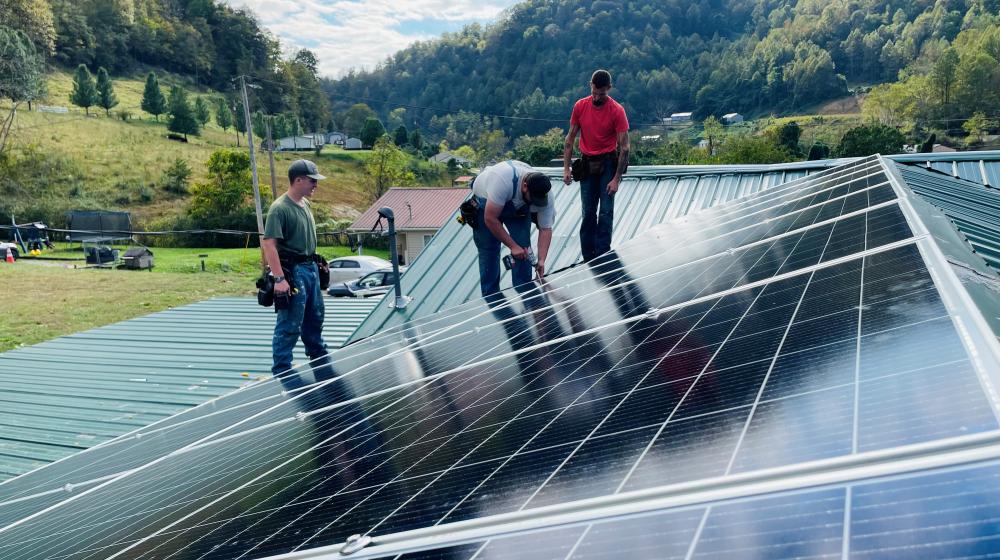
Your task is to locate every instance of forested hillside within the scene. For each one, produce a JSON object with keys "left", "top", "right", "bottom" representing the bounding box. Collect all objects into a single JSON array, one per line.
[
  {"left": 46, "top": 0, "right": 331, "bottom": 131},
  {"left": 325, "top": 0, "right": 1000, "bottom": 137}
]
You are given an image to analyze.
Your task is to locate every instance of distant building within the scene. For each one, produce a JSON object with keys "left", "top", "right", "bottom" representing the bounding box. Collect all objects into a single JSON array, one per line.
[
  {"left": 453, "top": 175, "right": 474, "bottom": 187},
  {"left": 277, "top": 136, "right": 316, "bottom": 151},
  {"left": 344, "top": 138, "right": 363, "bottom": 150},
  {"left": 429, "top": 152, "right": 472, "bottom": 166},
  {"left": 349, "top": 188, "right": 471, "bottom": 265},
  {"left": 670, "top": 112, "right": 693, "bottom": 124},
  {"left": 933, "top": 144, "right": 958, "bottom": 153},
  {"left": 326, "top": 132, "right": 346, "bottom": 146},
  {"left": 697, "top": 139, "right": 711, "bottom": 150},
  {"left": 722, "top": 113, "right": 744, "bottom": 125},
  {"left": 640, "top": 134, "right": 661, "bottom": 142}
]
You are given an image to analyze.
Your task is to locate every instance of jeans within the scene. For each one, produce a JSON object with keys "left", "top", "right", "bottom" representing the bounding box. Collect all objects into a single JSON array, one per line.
[
  {"left": 272, "top": 261, "right": 332, "bottom": 378},
  {"left": 472, "top": 197, "right": 532, "bottom": 297},
  {"left": 579, "top": 154, "right": 616, "bottom": 262}
]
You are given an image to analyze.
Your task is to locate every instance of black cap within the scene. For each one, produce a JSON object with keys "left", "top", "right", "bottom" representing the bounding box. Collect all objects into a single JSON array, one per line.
[
  {"left": 288, "top": 159, "right": 326, "bottom": 182},
  {"left": 526, "top": 173, "right": 551, "bottom": 207}
]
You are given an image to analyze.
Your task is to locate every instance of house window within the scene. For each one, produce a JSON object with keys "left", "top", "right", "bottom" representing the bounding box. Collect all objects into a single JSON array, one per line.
[{"left": 423, "top": 234, "right": 434, "bottom": 246}]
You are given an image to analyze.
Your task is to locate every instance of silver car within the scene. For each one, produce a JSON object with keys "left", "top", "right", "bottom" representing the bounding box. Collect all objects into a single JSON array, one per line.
[{"left": 327, "top": 255, "right": 392, "bottom": 285}]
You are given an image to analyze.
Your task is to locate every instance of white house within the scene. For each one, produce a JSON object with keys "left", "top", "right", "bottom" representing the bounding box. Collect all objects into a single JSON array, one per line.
[
  {"left": 277, "top": 136, "right": 316, "bottom": 151},
  {"left": 722, "top": 113, "right": 744, "bottom": 125},
  {"left": 429, "top": 152, "right": 472, "bottom": 166},
  {"left": 344, "top": 138, "right": 363, "bottom": 150},
  {"left": 670, "top": 112, "right": 693, "bottom": 124}
]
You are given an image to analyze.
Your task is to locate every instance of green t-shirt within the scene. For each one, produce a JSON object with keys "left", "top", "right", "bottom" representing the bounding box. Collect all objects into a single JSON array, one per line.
[{"left": 264, "top": 194, "right": 317, "bottom": 257}]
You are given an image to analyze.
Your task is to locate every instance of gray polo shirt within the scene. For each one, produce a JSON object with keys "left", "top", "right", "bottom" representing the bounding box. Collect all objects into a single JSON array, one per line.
[{"left": 472, "top": 160, "right": 555, "bottom": 229}]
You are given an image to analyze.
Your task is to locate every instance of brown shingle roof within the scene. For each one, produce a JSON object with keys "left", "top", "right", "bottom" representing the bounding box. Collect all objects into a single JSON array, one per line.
[{"left": 349, "top": 188, "right": 470, "bottom": 231}]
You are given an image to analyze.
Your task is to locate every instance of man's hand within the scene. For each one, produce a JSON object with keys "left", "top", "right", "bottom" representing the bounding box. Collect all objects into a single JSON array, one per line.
[
  {"left": 535, "top": 260, "right": 545, "bottom": 279},
  {"left": 509, "top": 244, "right": 528, "bottom": 260},
  {"left": 563, "top": 168, "right": 572, "bottom": 185},
  {"left": 607, "top": 177, "right": 620, "bottom": 195},
  {"left": 274, "top": 279, "right": 291, "bottom": 294}
]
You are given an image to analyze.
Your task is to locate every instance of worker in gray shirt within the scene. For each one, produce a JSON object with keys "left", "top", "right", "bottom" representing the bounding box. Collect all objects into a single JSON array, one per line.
[{"left": 471, "top": 160, "right": 555, "bottom": 297}]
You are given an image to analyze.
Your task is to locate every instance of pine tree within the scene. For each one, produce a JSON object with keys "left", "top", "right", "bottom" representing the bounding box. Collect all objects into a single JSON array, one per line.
[
  {"left": 141, "top": 72, "right": 166, "bottom": 122},
  {"left": 69, "top": 64, "right": 97, "bottom": 115},
  {"left": 168, "top": 86, "right": 200, "bottom": 139},
  {"left": 215, "top": 98, "right": 233, "bottom": 131},
  {"left": 95, "top": 67, "right": 117, "bottom": 117},
  {"left": 193, "top": 96, "right": 211, "bottom": 126}
]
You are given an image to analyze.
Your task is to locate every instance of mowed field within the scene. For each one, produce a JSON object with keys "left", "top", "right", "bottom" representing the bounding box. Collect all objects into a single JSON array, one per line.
[{"left": 0, "top": 243, "right": 390, "bottom": 352}]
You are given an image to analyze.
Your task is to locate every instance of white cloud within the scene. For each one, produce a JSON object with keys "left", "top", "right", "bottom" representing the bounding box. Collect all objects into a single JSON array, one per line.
[{"left": 221, "top": 0, "right": 515, "bottom": 77}]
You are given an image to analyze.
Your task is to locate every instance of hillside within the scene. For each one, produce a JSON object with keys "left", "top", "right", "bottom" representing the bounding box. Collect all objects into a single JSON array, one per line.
[
  {"left": 3, "top": 71, "right": 378, "bottom": 229},
  {"left": 325, "top": 0, "right": 999, "bottom": 139}
]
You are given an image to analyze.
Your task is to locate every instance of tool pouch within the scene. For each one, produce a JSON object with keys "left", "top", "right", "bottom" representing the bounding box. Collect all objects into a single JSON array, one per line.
[
  {"left": 571, "top": 157, "right": 586, "bottom": 182},
  {"left": 313, "top": 254, "right": 330, "bottom": 290},
  {"left": 459, "top": 197, "right": 480, "bottom": 228},
  {"left": 256, "top": 273, "right": 274, "bottom": 307}
]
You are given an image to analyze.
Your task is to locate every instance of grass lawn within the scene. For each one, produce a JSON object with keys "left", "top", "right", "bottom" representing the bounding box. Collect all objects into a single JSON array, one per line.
[{"left": 1, "top": 244, "right": 391, "bottom": 352}]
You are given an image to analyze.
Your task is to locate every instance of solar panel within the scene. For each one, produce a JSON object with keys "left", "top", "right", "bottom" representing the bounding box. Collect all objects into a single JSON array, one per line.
[
  {"left": 370, "top": 457, "right": 1000, "bottom": 560},
  {"left": 1, "top": 157, "right": 999, "bottom": 560}
]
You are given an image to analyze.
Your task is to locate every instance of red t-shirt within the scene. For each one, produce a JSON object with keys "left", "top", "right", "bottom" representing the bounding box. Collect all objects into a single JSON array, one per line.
[{"left": 570, "top": 96, "right": 629, "bottom": 156}]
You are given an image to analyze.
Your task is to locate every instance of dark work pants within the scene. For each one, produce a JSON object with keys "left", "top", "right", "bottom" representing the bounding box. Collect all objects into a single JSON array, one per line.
[{"left": 579, "top": 154, "right": 616, "bottom": 262}]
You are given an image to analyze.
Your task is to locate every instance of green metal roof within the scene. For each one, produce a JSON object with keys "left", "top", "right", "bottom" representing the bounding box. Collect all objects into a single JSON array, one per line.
[
  {"left": 350, "top": 151, "right": 1000, "bottom": 341},
  {"left": 895, "top": 164, "right": 1000, "bottom": 269},
  {"left": 0, "top": 296, "right": 380, "bottom": 481}
]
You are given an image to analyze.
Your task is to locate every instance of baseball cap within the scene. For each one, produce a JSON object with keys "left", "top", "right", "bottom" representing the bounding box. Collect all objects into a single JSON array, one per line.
[
  {"left": 526, "top": 173, "right": 551, "bottom": 207},
  {"left": 288, "top": 159, "right": 326, "bottom": 181}
]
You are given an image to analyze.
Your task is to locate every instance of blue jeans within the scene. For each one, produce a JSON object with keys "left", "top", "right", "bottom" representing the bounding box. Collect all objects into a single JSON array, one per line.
[
  {"left": 473, "top": 198, "right": 532, "bottom": 297},
  {"left": 272, "top": 261, "right": 331, "bottom": 377},
  {"left": 580, "top": 155, "right": 616, "bottom": 262}
]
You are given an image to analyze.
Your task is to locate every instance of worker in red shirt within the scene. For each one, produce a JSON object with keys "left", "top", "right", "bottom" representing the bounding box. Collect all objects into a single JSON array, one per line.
[{"left": 563, "top": 69, "right": 630, "bottom": 262}]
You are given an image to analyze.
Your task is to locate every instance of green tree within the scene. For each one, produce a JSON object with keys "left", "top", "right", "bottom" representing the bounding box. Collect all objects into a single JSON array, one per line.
[
  {"left": 393, "top": 125, "right": 409, "bottom": 147},
  {"left": 930, "top": 47, "right": 959, "bottom": 106},
  {"left": 167, "top": 86, "right": 200, "bottom": 139},
  {"left": 963, "top": 112, "right": 996, "bottom": 143},
  {"left": 716, "top": 135, "right": 795, "bottom": 164},
  {"left": 475, "top": 129, "right": 509, "bottom": 165},
  {"left": 364, "top": 136, "right": 415, "bottom": 201},
  {"left": 0, "top": 27, "right": 45, "bottom": 154},
  {"left": 69, "top": 64, "right": 97, "bottom": 115},
  {"left": 95, "top": 67, "right": 117, "bottom": 117},
  {"left": 700, "top": 116, "right": 724, "bottom": 154},
  {"left": 512, "top": 128, "right": 564, "bottom": 166},
  {"left": 0, "top": 0, "right": 55, "bottom": 54},
  {"left": 161, "top": 157, "right": 192, "bottom": 194},
  {"left": 775, "top": 121, "right": 802, "bottom": 155},
  {"left": 409, "top": 129, "right": 423, "bottom": 151},
  {"left": 141, "top": 72, "right": 166, "bottom": 122},
  {"left": 341, "top": 103, "right": 376, "bottom": 137},
  {"left": 807, "top": 142, "right": 831, "bottom": 160},
  {"left": 193, "top": 97, "right": 211, "bottom": 126},
  {"left": 837, "top": 124, "right": 906, "bottom": 157},
  {"left": 214, "top": 98, "right": 233, "bottom": 131},
  {"left": 189, "top": 149, "right": 252, "bottom": 219},
  {"left": 360, "top": 117, "right": 386, "bottom": 148}
]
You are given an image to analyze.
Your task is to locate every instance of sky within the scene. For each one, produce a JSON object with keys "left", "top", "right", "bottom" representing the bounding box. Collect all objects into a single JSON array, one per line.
[{"left": 220, "top": 0, "right": 519, "bottom": 78}]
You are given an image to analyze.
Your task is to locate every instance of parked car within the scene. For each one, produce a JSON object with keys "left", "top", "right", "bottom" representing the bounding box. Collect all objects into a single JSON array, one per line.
[
  {"left": 327, "top": 267, "right": 407, "bottom": 297},
  {"left": 327, "top": 255, "right": 392, "bottom": 285}
]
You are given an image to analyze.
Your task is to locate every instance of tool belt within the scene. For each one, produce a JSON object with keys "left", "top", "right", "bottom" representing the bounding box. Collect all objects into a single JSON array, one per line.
[
  {"left": 572, "top": 150, "right": 622, "bottom": 182},
  {"left": 458, "top": 197, "right": 480, "bottom": 228},
  {"left": 278, "top": 252, "right": 330, "bottom": 290}
]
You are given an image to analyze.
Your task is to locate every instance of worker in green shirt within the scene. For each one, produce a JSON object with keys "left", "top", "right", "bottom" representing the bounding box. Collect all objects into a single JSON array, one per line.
[{"left": 262, "top": 159, "right": 330, "bottom": 379}]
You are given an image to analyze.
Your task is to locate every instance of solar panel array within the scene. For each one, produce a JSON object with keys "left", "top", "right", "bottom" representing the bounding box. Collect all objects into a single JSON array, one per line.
[{"left": 1, "top": 157, "right": 999, "bottom": 560}]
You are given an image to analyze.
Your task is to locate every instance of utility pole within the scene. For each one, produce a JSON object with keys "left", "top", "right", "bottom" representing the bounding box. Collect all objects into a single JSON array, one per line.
[
  {"left": 239, "top": 75, "right": 265, "bottom": 242},
  {"left": 265, "top": 116, "right": 278, "bottom": 199}
]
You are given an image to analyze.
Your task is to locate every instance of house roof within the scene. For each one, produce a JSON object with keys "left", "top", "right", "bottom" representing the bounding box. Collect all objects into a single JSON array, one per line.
[
  {"left": 349, "top": 188, "right": 470, "bottom": 231},
  {"left": 0, "top": 296, "right": 381, "bottom": 481},
  {"left": 349, "top": 151, "right": 1000, "bottom": 341}
]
